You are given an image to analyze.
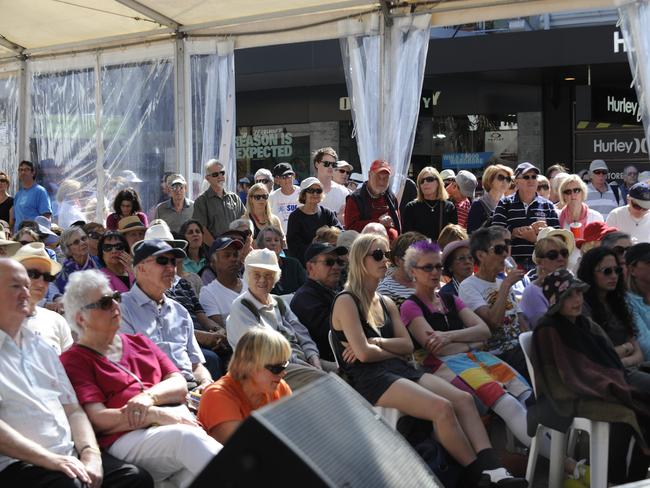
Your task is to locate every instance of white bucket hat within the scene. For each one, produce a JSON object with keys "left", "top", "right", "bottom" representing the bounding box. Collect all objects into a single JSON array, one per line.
[
  {"left": 244, "top": 248, "right": 281, "bottom": 273},
  {"left": 136, "top": 222, "right": 187, "bottom": 250}
]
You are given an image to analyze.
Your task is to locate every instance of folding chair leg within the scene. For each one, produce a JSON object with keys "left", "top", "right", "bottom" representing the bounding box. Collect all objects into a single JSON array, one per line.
[
  {"left": 589, "top": 422, "right": 610, "bottom": 488},
  {"left": 549, "top": 429, "right": 567, "bottom": 488},
  {"left": 525, "top": 426, "right": 542, "bottom": 484}
]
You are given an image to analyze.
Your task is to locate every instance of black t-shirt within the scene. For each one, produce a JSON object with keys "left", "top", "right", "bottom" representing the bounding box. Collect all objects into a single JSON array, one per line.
[
  {"left": 286, "top": 206, "right": 341, "bottom": 265},
  {"left": 0, "top": 197, "right": 14, "bottom": 224}
]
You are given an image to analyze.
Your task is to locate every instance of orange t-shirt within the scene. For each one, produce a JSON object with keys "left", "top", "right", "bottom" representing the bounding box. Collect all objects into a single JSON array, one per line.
[{"left": 198, "top": 373, "right": 292, "bottom": 433}]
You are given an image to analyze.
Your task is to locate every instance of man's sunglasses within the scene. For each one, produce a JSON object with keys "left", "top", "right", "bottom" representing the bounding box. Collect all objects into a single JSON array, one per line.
[
  {"left": 317, "top": 257, "right": 346, "bottom": 267},
  {"left": 208, "top": 171, "right": 226, "bottom": 178},
  {"left": 495, "top": 174, "right": 512, "bottom": 183},
  {"left": 592, "top": 170, "right": 608, "bottom": 176},
  {"left": 563, "top": 188, "right": 582, "bottom": 196},
  {"left": 256, "top": 179, "right": 270, "bottom": 185},
  {"left": 265, "top": 360, "right": 289, "bottom": 375},
  {"left": 154, "top": 256, "right": 177, "bottom": 267},
  {"left": 319, "top": 161, "right": 336, "bottom": 168},
  {"left": 368, "top": 249, "right": 391, "bottom": 261},
  {"left": 420, "top": 176, "right": 438, "bottom": 184},
  {"left": 336, "top": 169, "right": 351, "bottom": 175},
  {"left": 83, "top": 291, "right": 121, "bottom": 311},
  {"left": 251, "top": 194, "right": 269, "bottom": 201},
  {"left": 518, "top": 174, "right": 538, "bottom": 181},
  {"left": 540, "top": 249, "right": 569, "bottom": 260},
  {"left": 413, "top": 263, "right": 443, "bottom": 273},
  {"left": 104, "top": 243, "right": 126, "bottom": 253},
  {"left": 596, "top": 266, "right": 622, "bottom": 276},
  {"left": 304, "top": 188, "right": 323, "bottom": 194},
  {"left": 26, "top": 269, "right": 56, "bottom": 283}
]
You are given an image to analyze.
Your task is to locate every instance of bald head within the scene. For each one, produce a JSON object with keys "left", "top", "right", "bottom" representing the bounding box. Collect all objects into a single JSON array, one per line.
[{"left": 0, "top": 258, "right": 31, "bottom": 337}]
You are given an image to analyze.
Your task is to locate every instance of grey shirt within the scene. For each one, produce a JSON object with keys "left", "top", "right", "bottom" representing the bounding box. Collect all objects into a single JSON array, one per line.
[
  {"left": 154, "top": 198, "right": 194, "bottom": 234},
  {"left": 192, "top": 187, "right": 245, "bottom": 238}
]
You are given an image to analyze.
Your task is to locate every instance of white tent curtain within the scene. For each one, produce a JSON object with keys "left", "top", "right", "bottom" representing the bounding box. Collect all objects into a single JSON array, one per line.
[
  {"left": 618, "top": 0, "right": 650, "bottom": 145},
  {"left": 0, "top": 67, "right": 19, "bottom": 189},
  {"left": 339, "top": 13, "right": 431, "bottom": 197},
  {"left": 188, "top": 40, "right": 237, "bottom": 194}
]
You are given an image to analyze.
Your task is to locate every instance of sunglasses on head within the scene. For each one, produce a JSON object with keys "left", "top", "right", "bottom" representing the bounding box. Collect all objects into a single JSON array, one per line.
[
  {"left": 251, "top": 193, "right": 269, "bottom": 201},
  {"left": 420, "top": 176, "right": 438, "bottom": 184},
  {"left": 495, "top": 174, "right": 512, "bottom": 183},
  {"left": 304, "top": 187, "right": 323, "bottom": 194},
  {"left": 518, "top": 174, "right": 538, "bottom": 181},
  {"left": 336, "top": 169, "right": 351, "bottom": 175},
  {"left": 596, "top": 265, "right": 622, "bottom": 276},
  {"left": 83, "top": 291, "right": 121, "bottom": 311},
  {"left": 540, "top": 249, "right": 569, "bottom": 260},
  {"left": 26, "top": 269, "right": 56, "bottom": 283},
  {"left": 256, "top": 179, "right": 270, "bottom": 185},
  {"left": 104, "top": 243, "right": 125, "bottom": 253},
  {"left": 319, "top": 161, "right": 336, "bottom": 168},
  {"left": 265, "top": 360, "right": 289, "bottom": 375},
  {"left": 592, "top": 170, "right": 607, "bottom": 176},
  {"left": 154, "top": 256, "right": 177, "bottom": 267},
  {"left": 317, "top": 257, "right": 346, "bottom": 267},
  {"left": 630, "top": 201, "right": 649, "bottom": 212},
  {"left": 368, "top": 249, "right": 391, "bottom": 261},
  {"left": 563, "top": 187, "right": 582, "bottom": 196},
  {"left": 69, "top": 235, "right": 88, "bottom": 246},
  {"left": 413, "top": 263, "right": 443, "bottom": 273},
  {"left": 208, "top": 171, "right": 226, "bottom": 178},
  {"left": 612, "top": 245, "right": 630, "bottom": 256},
  {"left": 537, "top": 184, "right": 550, "bottom": 191}
]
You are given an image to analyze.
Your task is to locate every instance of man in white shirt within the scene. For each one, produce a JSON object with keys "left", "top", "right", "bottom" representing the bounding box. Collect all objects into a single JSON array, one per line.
[
  {"left": 0, "top": 258, "right": 151, "bottom": 488},
  {"left": 606, "top": 182, "right": 650, "bottom": 244},
  {"left": 585, "top": 159, "right": 622, "bottom": 220},
  {"left": 313, "top": 147, "right": 349, "bottom": 218},
  {"left": 268, "top": 162, "right": 300, "bottom": 233}
]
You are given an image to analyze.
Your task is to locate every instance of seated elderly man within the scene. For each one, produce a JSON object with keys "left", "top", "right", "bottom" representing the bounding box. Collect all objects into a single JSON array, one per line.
[
  {"left": 120, "top": 239, "right": 212, "bottom": 390},
  {"left": 0, "top": 258, "right": 152, "bottom": 488},
  {"left": 226, "top": 248, "right": 326, "bottom": 390},
  {"left": 13, "top": 243, "right": 72, "bottom": 353},
  {"left": 290, "top": 242, "right": 347, "bottom": 362}
]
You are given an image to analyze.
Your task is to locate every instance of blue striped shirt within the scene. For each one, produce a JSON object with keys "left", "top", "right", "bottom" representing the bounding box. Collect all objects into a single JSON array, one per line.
[{"left": 492, "top": 192, "right": 559, "bottom": 268}]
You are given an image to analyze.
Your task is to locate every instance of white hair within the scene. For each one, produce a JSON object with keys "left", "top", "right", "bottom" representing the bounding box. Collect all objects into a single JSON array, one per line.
[
  {"left": 63, "top": 269, "right": 112, "bottom": 335},
  {"left": 361, "top": 222, "right": 388, "bottom": 238},
  {"left": 230, "top": 218, "right": 254, "bottom": 233},
  {"left": 204, "top": 159, "right": 223, "bottom": 173},
  {"left": 254, "top": 168, "right": 273, "bottom": 180}
]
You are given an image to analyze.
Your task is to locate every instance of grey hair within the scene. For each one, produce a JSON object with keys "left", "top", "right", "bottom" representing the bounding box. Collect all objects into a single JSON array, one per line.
[
  {"left": 254, "top": 168, "right": 273, "bottom": 180},
  {"left": 63, "top": 269, "right": 112, "bottom": 336},
  {"left": 601, "top": 231, "right": 631, "bottom": 249},
  {"left": 470, "top": 226, "right": 509, "bottom": 265},
  {"left": 256, "top": 226, "right": 283, "bottom": 248},
  {"left": 59, "top": 227, "right": 86, "bottom": 258},
  {"left": 403, "top": 243, "right": 440, "bottom": 279},
  {"left": 204, "top": 158, "right": 223, "bottom": 173},
  {"left": 230, "top": 218, "right": 254, "bottom": 233}
]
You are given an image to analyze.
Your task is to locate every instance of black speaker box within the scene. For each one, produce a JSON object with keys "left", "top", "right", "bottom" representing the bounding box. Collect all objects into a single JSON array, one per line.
[{"left": 191, "top": 373, "right": 441, "bottom": 487}]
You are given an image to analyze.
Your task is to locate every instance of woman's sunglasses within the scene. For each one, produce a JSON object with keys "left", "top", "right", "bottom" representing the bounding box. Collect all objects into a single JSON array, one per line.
[
  {"left": 336, "top": 169, "right": 351, "bottom": 175},
  {"left": 83, "top": 291, "right": 121, "bottom": 311},
  {"left": 540, "top": 249, "right": 569, "bottom": 260},
  {"left": 420, "top": 176, "right": 438, "bottom": 184},
  {"left": 87, "top": 231, "right": 103, "bottom": 240},
  {"left": 304, "top": 188, "right": 323, "bottom": 194},
  {"left": 413, "top": 263, "right": 443, "bottom": 273},
  {"left": 489, "top": 240, "right": 512, "bottom": 255},
  {"left": 251, "top": 194, "right": 269, "bottom": 201},
  {"left": 104, "top": 243, "right": 125, "bottom": 253},
  {"left": 368, "top": 249, "right": 391, "bottom": 261},
  {"left": 596, "top": 266, "right": 623, "bottom": 276},
  {"left": 26, "top": 269, "right": 56, "bottom": 283},
  {"left": 495, "top": 174, "right": 512, "bottom": 183},
  {"left": 265, "top": 360, "right": 289, "bottom": 375},
  {"left": 562, "top": 187, "right": 582, "bottom": 196}
]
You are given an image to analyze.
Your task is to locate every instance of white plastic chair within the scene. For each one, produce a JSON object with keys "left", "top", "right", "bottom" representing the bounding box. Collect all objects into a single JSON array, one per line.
[
  {"left": 519, "top": 331, "right": 610, "bottom": 488},
  {"left": 328, "top": 330, "right": 403, "bottom": 429}
]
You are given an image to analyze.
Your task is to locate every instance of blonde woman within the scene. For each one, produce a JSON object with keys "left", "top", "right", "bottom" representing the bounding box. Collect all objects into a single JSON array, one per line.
[
  {"left": 330, "top": 233, "right": 526, "bottom": 487},
  {"left": 199, "top": 328, "right": 292, "bottom": 444},
  {"left": 558, "top": 174, "right": 603, "bottom": 238},
  {"left": 401, "top": 167, "right": 456, "bottom": 241},
  {"left": 0, "top": 171, "right": 13, "bottom": 225},
  {"left": 467, "top": 164, "right": 514, "bottom": 233},
  {"left": 242, "top": 183, "right": 284, "bottom": 240}
]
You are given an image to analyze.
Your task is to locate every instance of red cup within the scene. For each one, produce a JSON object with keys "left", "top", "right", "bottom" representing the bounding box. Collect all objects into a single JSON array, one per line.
[{"left": 569, "top": 222, "right": 582, "bottom": 239}]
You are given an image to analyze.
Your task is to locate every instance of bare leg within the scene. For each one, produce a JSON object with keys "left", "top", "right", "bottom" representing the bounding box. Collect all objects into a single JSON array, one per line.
[{"left": 376, "top": 378, "right": 476, "bottom": 466}]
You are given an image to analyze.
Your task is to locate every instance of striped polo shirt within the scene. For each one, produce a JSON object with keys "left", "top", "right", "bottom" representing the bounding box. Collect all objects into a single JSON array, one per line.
[
  {"left": 585, "top": 182, "right": 621, "bottom": 220},
  {"left": 492, "top": 192, "right": 559, "bottom": 269}
]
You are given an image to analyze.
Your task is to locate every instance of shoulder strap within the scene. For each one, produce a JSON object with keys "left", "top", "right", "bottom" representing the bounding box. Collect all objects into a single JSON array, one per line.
[
  {"left": 438, "top": 292, "right": 457, "bottom": 314},
  {"left": 240, "top": 298, "right": 261, "bottom": 321},
  {"left": 271, "top": 294, "right": 287, "bottom": 317}
]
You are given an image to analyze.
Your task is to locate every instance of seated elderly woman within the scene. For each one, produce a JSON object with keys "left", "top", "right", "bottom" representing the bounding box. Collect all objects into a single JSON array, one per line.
[
  {"left": 532, "top": 269, "right": 650, "bottom": 484},
  {"left": 256, "top": 226, "right": 306, "bottom": 295},
  {"left": 400, "top": 240, "right": 532, "bottom": 448},
  {"left": 98, "top": 231, "right": 134, "bottom": 292},
  {"left": 55, "top": 226, "right": 101, "bottom": 293},
  {"left": 60, "top": 270, "right": 222, "bottom": 488},
  {"left": 198, "top": 327, "right": 292, "bottom": 444}
]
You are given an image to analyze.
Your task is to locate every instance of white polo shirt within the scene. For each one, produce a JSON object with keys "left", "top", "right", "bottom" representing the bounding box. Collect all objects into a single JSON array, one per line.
[{"left": 606, "top": 205, "right": 650, "bottom": 244}]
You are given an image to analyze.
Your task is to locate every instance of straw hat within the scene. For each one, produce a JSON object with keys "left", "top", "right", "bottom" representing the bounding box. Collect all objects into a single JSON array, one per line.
[{"left": 13, "top": 242, "right": 62, "bottom": 274}]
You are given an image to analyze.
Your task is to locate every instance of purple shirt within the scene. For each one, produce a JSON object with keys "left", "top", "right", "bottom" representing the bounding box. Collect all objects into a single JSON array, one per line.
[{"left": 519, "top": 283, "right": 548, "bottom": 329}]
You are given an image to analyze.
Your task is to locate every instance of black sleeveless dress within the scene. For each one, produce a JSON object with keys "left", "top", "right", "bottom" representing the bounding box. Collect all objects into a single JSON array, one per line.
[{"left": 331, "top": 291, "right": 424, "bottom": 404}]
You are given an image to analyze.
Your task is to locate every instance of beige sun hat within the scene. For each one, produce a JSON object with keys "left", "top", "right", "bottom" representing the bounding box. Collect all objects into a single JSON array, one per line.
[
  {"left": 537, "top": 227, "right": 575, "bottom": 254},
  {"left": 133, "top": 222, "right": 188, "bottom": 251},
  {"left": 12, "top": 242, "right": 62, "bottom": 274},
  {"left": 244, "top": 248, "right": 281, "bottom": 273},
  {"left": 0, "top": 223, "right": 21, "bottom": 257}
]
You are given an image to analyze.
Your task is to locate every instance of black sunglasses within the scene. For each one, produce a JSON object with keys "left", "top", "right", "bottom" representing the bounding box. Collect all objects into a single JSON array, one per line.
[
  {"left": 495, "top": 174, "right": 512, "bottom": 183},
  {"left": 518, "top": 174, "right": 538, "bottom": 181},
  {"left": 87, "top": 231, "right": 103, "bottom": 240},
  {"left": 251, "top": 194, "right": 269, "bottom": 201},
  {"left": 265, "top": 360, "right": 289, "bottom": 375},
  {"left": 304, "top": 188, "right": 323, "bottom": 194},
  {"left": 336, "top": 169, "right": 351, "bottom": 175},
  {"left": 19, "top": 240, "right": 32, "bottom": 246},
  {"left": 319, "top": 161, "right": 336, "bottom": 168},
  {"left": 256, "top": 179, "right": 270, "bottom": 185},
  {"left": 537, "top": 185, "right": 550, "bottom": 191},
  {"left": 208, "top": 171, "right": 226, "bottom": 178},
  {"left": 280, "top": 173, "right": 294, "bottom": 179},
  {"left": 413, "top": 263, "right": 443, "bottom": 273},
  {"left": 27, "top": 269, "right": 56, "bottom": 283},
  {"left": 420, "top": 176, "right": 438, "bottom": 184},
  {"left": 153, "top": 256, "right": 177, "bottom": 267},
  {"left": 368, "top": 249, "right": 391, "bottom": 261},
  {"left": 490, "top": 240, "right": 512, "bottom": 255},
  {"left": 592, "top": 170, "right": 608, "bottom": 176},
  {"left": 540, "top": 249, "right": 569, "bottom": 260},
  {"left": 83, "top": 291, "right": 121, "bottom": 311},
  {"left": 563, "top": 187, "right": 582, "bottom": 196},
  {"left": 318, "top": 257, "right": 346, "bottom": 267},
  {"left": 104, "top": 243, "right": 126, "bottom": 253},
  {"left": 596, "top": 265, "right": 622, "bottom": 276},
  {"left": 612, "top": 245, "right": 630, "bottom": 256}
]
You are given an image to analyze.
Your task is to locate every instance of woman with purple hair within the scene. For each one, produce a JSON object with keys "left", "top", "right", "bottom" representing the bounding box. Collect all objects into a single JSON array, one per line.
[{"left": 400, "top": 240, "right": 533, "bottom": 449}]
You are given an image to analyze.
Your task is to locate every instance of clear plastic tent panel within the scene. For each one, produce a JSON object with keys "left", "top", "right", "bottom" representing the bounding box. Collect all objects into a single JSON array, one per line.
[{"left": 0, "top": 70, "right": 19, "bottom": 190}]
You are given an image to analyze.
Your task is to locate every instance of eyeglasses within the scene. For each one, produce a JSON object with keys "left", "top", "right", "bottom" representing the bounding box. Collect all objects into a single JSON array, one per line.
[
  {"left": 68, "top": 235, "right": 88, "bottom": 246},
  {"left": 256, "top": 179, "right": 270, "bottom": 185},
  {"left": 304, "top": 188, "right": 323, "bottom": 194},
  {"left": 596, "top": 265, "right": 622, "bottom": 276},
  {"left": 489, "top": 240, "right": 512, "bottom": 255},
  {"left": 87, "top": 231, "right": 103, "bottom": 240},
  {"left": 612, "top": 245, "right": 630, "bottom": 256},
  {"left": 170, "top": 184, "right": 184, "bottom": 191},
  {"left": 420, "top": 176, "right": 438, "bottom": 184},
  {"left": 563, "top": 187, "right": 582, "bottom": 196},
  {"left": 251, "top": 194, "right": 269, "bottom": 201},
  {"left": 336, "top": 169, "right": 351, "bottom": 175},
  {"left": 317, "top": 257, "right": 346, "bottom": 267},
  {"left": 368, "top": 249, "right": 391, "bottom": 261},
  {"left": 630, "top": 201, "right": 649, "bottom": 212},
  {"left": 154, "top": 256, "right": 177, "bottom": 267},
  {"left": 537, "top": 185, "right": 550, "bottom": 191},
  {"left": 83, "top": 291, "right": 121, "bottom": 311},
  {"left": 495, "top": 174, "right": 512, "bottom": 183},
  {"left": 413, "top": 263, "right": 443, "bottom": 273},
  {"left": 319, "top": 161, "right": 336, "bottom": 168},
  {"left": 208, "top": 171, "right": 226, "bottom": 178},
  {"left": 540, "top": 249, "right": 569, "bottom": 260},
  {"left": 518, "top": 174, "right": 538, "bottom": 181},
  {"left": 280, "top": 173, "right": 294, "bottom": 179},
  {"left": 265, "top": 360, "right": 289, "bottom": 375},
  {"left": 26, "top": 269, "right": 56, "bottom": 283},
  {"left": 454, "top": 254, "right": 474, "bottom": 263},
  {"left": 443, "top": 179, "right": 455, "bottom": 185},
  {"left": 104, "top": 243, "right": 126, "bottom": 253},
  {"left": 592, "top": 170, "right": 608, "bottom": 176}
]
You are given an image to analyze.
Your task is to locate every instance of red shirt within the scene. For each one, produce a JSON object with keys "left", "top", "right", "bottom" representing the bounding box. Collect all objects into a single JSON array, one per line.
[
  {"left": 61, "top": 333, "right": 179, "bottom": 448},
  {"left": 344, "top": 192, "right": 399, "bottom": 241}
]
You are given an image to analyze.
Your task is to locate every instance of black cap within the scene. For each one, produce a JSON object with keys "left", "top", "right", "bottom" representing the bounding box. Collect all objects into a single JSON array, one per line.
[
  {"left": 626, "top": 243, "right": 650, "bottom": 266},
  {"left": 132, "top": 239, "right": 186, "bottom": 267},
  {"left": 208, "top": 237, "right": 243, "bottom": 258},
  {"left": 220, "top": 229, "right": 251, "bottom": 241},
  {"left": 514, "top": 162, "right": 540, "bottom": 178},
  {"left": 304, "top": 243, "right": 348, "bottom": 263},
  {"left": 629, "top": 182, "right": 650, "bottom": 209},
  {"left": 272, "top": 162, "right": 294, "bottom": 177}
]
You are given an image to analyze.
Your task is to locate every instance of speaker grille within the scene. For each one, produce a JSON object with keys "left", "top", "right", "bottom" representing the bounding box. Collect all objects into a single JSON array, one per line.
[{"left": 253, "top": 374, "right": 440, "bottom": 487}]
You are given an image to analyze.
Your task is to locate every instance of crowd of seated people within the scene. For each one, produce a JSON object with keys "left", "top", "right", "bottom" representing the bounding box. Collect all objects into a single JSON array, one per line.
[{"left": 2, "top": 155, "right": 650, "bottom": 487}]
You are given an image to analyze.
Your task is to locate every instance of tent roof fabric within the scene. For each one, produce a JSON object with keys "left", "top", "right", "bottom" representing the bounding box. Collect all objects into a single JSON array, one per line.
[{"left": 0, "top": 0, "right": 615, "bottom": 60}]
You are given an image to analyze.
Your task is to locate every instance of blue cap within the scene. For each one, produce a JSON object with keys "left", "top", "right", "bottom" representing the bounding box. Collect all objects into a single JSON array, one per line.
[
  {"left": 132, "top": 238, "right": 186, "bottom": 267},
  {"left": 514, "top": 162, "right": 540, "bottom": 177}
]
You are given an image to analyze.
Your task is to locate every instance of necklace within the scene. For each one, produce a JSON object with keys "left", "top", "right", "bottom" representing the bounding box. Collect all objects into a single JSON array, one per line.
[{"left": 424, "top": 200, "right": 438, "bottom": 212}]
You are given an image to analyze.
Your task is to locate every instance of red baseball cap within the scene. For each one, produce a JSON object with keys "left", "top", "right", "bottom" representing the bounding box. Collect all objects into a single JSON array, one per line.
[
  {"left": 369, "top": 160, "right": 392, "bottom": 175},
  {"left": 576, "top": 221, "right": 618, "bottom": 249}
]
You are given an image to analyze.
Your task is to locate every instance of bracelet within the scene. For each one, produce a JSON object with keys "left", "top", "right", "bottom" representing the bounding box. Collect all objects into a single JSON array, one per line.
[{"left": 79, "top": 445, "right": 100, "bottom": 456}]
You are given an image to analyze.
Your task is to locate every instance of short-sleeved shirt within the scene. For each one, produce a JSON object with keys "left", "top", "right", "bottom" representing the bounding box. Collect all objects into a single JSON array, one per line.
[
  {"left": 198, "top": 373, "right": 291, "bottom": 434},
  {"left": 13, "top": 184, "right": 52, "bottom": 231},
  {"left": 23, "top": 306, "right": 73, "bottom": 354},
  {"left": 400, "top": 294, "right": 466, "bottom": 327},
  {"left": 61, "top": 333, "right": 179, "bottom": 448},
  {"left": 606, "top": 205, "right": 650, "bottom": 244},
  {"left": 269, "top": 186, "right": 300, "bottom": 232},
  {"left": 586, "top": 182, "right": 621, "bottom": 220},
  {"left": 321, "top": 182, "right": 349, "bottom": 216},
  {"left": 120, "top": 283, "right": 205, "bottom": 381},
  {"left": 154, "top": 198, "right": 195, "bottom": 234},
  {"left": 458, "top": 275, "right": 522, "bottom": 354},
  {"left": 192, "top": 187, "right": 245, "bottom": 238},
  {"left": 0, "top": 328, "right": 77, "bottom": 472},
  {"left": 199, "top": 278, "right": 247, "bottom": 321}
]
